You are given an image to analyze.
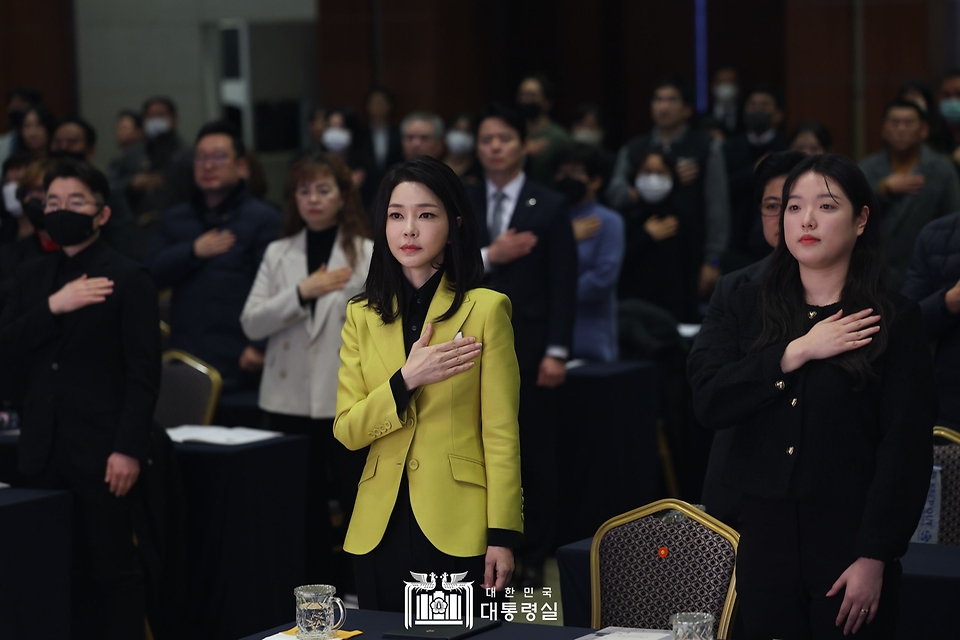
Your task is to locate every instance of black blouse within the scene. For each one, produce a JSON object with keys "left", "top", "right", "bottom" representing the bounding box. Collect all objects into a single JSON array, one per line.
[{"left": 690, "top": 283, "right": 936, "bottom": 562}]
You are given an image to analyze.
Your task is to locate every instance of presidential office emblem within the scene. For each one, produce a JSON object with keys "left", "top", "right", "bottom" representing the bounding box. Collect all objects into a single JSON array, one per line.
[{"left": 403, "top": 571, "right": 474, "bottom": 629}]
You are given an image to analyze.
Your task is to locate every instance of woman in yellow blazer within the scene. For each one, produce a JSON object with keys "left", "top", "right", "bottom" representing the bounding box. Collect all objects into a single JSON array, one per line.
[{"left": 335, "top": 156, "right": 522, "bottom": 613}]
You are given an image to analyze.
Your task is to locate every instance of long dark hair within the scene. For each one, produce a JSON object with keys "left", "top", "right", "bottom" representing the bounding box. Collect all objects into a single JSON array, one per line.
[
  {"left": 754, "top": 153, "right": 891, "bottom": 388},
  {"left": 355, "top": 156, "right": 484, "bottom": 323},
  {"left": 281, "top": 153, "right": 369, "bottom": 268}
]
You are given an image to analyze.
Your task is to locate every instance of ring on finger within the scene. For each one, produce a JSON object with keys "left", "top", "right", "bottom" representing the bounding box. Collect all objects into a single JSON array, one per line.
[{"left": 859, "top": 608, "right": 868, "bottom": 615}]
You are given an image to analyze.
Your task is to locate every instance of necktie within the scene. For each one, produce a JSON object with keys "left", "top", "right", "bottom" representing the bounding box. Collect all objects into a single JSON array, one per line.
[{"left": 490, "top": 190, "right": 506, "bottom": 239}]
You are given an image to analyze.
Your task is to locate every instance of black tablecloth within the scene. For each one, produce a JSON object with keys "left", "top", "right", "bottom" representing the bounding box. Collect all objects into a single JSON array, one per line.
[
  {"left": 557, "top": 537, "right": 960, "bottom": 638},
  {"left": 555, "top": 362, "right": 660, "bottom": 547},
  {"left": 0, "top": 432, "right": 308, "bottom": 640},
  {"left": 173, "top": 435, "right": 309, "bottom": 640},
  {"left": 0, "top": 488, "right": 72, "bottom": 640},
  {"left": 238, "top": 608, "right": 594, "bottom": 640}
]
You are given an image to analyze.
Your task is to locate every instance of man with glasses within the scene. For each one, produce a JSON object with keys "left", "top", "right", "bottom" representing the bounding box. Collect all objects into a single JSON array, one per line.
[
  {"left": 0, "top": 158, "right": 160, "bottom": 639},
  {"left": 145, "top": 120, "right": 279, "bottom": 425},
  {"left": 687, "top": 150, "right": 806, "bottom": 527}
]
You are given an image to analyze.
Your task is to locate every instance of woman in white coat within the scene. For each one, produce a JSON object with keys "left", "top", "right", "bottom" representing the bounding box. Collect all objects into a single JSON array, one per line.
[{"left": 241, "top": 153, "right": 373, "bottom": 585}]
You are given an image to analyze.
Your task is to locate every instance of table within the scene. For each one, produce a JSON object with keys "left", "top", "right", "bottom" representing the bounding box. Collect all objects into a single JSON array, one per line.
[
  {"left": 557, "top": 537, "right": 960, "bottom": 638},
  {"left": 0, "top": 431, "right": 308, "bottom": 640},
  {"left": 0, "top": 488, "right": 72, "bottom": 640},
  {"left": 0, "top": 432, "right": 19, "bottom": 485},
  {"left": 239, "top": 608, "right": 594, "bottom": 640},
  {"left": 555, "top": 362, "right": 661, "bottom": 547}
]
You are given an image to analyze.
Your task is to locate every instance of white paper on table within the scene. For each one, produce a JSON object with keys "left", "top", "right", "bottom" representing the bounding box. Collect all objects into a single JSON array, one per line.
[
  {"left": 260, "top": 633, "right": 290, "bottom": 640},
  {"left": 575, "top": 628, "right": 672, "bottom": 640},
  {"left": 677, "top": 323, "right": 701, "bottom": 338},
  {"left": 166, "top": 425, "right": 283, "bottom": 446}
]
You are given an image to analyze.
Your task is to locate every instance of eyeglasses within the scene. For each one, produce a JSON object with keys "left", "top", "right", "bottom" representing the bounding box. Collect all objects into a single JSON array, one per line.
[
  {"left": 44, "top": 199, "right": 103, "bottom": 213},
  {"left": 194, "top": 153, "right": 232, "bottom": 166}
]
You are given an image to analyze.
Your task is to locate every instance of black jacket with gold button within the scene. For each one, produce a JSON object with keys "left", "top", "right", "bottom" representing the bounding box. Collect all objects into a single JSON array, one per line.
[{"left": 690, "top": 283, "right": 936, "bottom": 562}]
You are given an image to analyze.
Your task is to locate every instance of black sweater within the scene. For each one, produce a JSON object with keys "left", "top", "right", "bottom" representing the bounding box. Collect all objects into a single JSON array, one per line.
[{"left": 689, "top": 283, "right": 936, "bottom": 562}]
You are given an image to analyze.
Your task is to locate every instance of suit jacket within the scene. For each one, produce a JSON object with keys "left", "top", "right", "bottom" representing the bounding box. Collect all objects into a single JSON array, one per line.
[
  {"left": 689, "top": 284, "right": 935, "bottom": 561},
  {"left": 240, "top": 229, "right": 373, "bottom": 418},
  {"left": 686, "top": 254, "right": 770, "bottom": 525},
  {"left": 334, "top": 277, "right": 523, "bottom": 556},
  {"left": 0, "top": 239, "right": 161, "bottom": 475},
  {"left": 467, "top": 179, "right": 578, "bottom": 373}
]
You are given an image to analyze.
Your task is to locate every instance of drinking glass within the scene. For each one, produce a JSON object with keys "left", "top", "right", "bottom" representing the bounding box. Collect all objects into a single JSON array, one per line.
[
  {"left": 670, "top": 612, "right": 714, "bottom": 640},
  {"left": 294, "top": 584, "right": 346, "bottom": 640}
]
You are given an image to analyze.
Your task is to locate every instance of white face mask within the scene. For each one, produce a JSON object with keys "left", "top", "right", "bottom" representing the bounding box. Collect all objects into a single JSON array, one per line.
[
  {"left": 571, "top": 128, "right": 604, "bottom": 146},
  {"left": 635, "top": 173, "right": 673, "bottom": 204},
  {"left": 445, "top": 130, "right": 475, "bottom": 155},
  {"left": 713, "top": 82, "right": 739, "bottom": 103},
  {"left": 322, "top": 127, "right": 352, "bottom": 152},
  {"left": 143, "top": 117, "right": 173, "bottom": 138},
  {"left": 2, "top": 182, "right": 22, "bottom": 217}
]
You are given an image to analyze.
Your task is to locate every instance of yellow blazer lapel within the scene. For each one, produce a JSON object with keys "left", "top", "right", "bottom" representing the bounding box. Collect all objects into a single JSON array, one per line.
[
  {"left": 366, "top": 303, "right": 406, "bottom": 377},
  {"left": 425, "top": 274, "right": 475, "bottom": 345}
]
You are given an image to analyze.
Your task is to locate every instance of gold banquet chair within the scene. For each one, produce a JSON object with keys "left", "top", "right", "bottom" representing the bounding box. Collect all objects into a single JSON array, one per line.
[
  {"left": 591, "top": 499, "right": 739, "bottom": 639},
  {"left": 934, "top": 426, "right": 960, "bottom": 545},
  {"left": 153, "top": 350, "right": 223, "bottom": 429}
]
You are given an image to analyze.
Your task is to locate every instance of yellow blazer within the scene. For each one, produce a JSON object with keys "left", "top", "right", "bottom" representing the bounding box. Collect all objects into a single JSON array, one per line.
[{"left": 334, "top": 275, "right": 523, "bottom": 557}]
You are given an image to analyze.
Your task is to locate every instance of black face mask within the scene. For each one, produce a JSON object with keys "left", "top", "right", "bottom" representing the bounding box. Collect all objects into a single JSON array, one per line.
[
  {"left": 44, "top": 209, "right": 99, "bottom": 247},
  {"left": 518, "top": 102, "right": 542, "bottom": 120},
  {"left": 49, "top": 149, "right": 88, "bottom": 162},
  {"left": 8, "top": 109, "right": 26, "bottom": 131},
  {"left": 743, "top": 110, "right": 774, "bottom": 135},
  {"left": 22, "top": 199, "right": 46, "bottom": 230},
  {"left": 554, "top": 177, "right": 588, "bottom": 204}
]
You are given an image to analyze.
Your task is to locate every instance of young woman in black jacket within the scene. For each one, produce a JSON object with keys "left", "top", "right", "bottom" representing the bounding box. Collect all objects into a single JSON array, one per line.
[{"left": 690, "top": 153, "right": 936, "bottom": 639}]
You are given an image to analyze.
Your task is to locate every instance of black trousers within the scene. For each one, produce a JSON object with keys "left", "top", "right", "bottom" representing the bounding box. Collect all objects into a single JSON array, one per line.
[
  {"left": 352, "top": 476, "right": 493, "bottom": 616},
  {"left": 267, "top": 412, "right": 365, "bottom": 589},
  {"left": 737, "top": 496, "right": 901, "bottom": 640},
  {"left": 26, "top": 445, "right": 144, "bottom": 640},
  {"left": 516, "top": 372, "right": 559, "bottom": 570}
]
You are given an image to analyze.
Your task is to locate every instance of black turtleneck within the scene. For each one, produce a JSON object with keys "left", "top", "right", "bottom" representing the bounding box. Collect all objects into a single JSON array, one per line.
[
  {"left": 388, "top": 267, "right": 445, "bottom": 413},
  {"left": 299, "top": 226, "right": 339, "bottom": 313}
]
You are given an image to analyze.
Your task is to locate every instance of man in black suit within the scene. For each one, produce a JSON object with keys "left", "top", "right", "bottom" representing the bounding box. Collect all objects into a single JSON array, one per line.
[
  {"left": 687, "top": 150, "right": 805, "bottom": 527},
  {"left": 0, "top": 158, "right": 160, "bottom": 640},
  {"left": 468, "top": 103, "right": 578, "bottom": 586}
]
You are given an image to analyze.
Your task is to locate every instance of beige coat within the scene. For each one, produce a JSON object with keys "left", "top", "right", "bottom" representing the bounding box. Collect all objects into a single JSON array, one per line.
[{"left": 241, "top": 228, "right": 373, "bottom": 418}]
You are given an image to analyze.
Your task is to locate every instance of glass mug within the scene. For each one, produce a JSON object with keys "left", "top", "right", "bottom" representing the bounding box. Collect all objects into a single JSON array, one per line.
[
  {"left": 670, "top": 611, "right": 715, "bottom": 640},
  {"left": 294, "top": 584, "right": 346, "bottom": 639}
]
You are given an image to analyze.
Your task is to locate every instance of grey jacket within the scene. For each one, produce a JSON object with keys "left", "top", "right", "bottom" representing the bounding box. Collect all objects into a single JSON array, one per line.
[{"left": 860, "top": 145, "right": 960, "bottom": 288}]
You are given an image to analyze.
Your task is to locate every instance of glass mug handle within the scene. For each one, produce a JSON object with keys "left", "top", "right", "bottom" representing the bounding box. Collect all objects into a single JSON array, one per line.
[{"left": 330, "top": 596, "right": 346, "bottom": 631}]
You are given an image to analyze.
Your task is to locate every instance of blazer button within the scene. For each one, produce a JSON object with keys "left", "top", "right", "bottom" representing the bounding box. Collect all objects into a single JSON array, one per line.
[
  {"left": 775, "top": 380, "right": 785, "bottom": 390},
  {"left": 787, "top": 446, "right": 795, "bottom": 455},
  {"left": 384, "top": 420, "right": 392, "bottom": 429},
  {"left": 408, "top": 459, "right": 419, "bottom": 470},
  {"left": 791, "top": 398, "right": 798, "bottom": 407}
]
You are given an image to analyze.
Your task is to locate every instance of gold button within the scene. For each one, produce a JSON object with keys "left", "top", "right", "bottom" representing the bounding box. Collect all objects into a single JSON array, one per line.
[
  {"left": 384, "top": 420, "right": 392, "bottom": 428},
  {"left": 408, "top": 459, "right": 419, "bottom": 470},
  {"left": 787, "top": 446, "right": 795, "bottom": 455},
  {"left": 808, "top": 311, "right": 817, "bottom": 320},
  {"left": 791, "top": 398, "right": 798, "bottom": 407},
  {"left": 775, "top": 380, "right": 785, "bottom": 390}
]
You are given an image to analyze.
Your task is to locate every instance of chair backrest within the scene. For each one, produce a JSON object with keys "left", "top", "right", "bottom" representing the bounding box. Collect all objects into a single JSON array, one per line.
[
  {"left": 591, "top": 499, "right": 739, "bottom": 638},
  {"left": 934, "top": 426, "right": 960, "bottom": 546},
  {"left": 154, "top": 350, "right": 222, "bottom": 430}
]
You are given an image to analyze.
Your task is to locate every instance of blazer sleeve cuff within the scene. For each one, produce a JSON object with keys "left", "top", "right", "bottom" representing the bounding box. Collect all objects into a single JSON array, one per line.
[
  {"left": 487, "top": 528, "right": 522, "bottom": 549},
  {"left": 390, "top": 369, "right": 415, "bottom": 416}
]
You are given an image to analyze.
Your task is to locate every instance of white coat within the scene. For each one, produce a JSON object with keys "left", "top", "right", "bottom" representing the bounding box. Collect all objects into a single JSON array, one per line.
[{"left": 241, "top": 228, "right": 373, "bottom": 418}]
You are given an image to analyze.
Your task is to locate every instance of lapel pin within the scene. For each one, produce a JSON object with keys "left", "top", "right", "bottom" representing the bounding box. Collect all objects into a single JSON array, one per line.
[{"left": 526, "top": 198, "right": 537, "bottom": 206}]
